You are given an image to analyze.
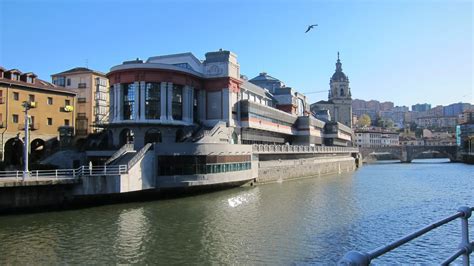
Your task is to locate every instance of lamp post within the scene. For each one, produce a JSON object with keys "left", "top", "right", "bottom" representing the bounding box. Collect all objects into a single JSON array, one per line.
[{"left": 21, "top": 101, "right": 35, "bottom": 180}]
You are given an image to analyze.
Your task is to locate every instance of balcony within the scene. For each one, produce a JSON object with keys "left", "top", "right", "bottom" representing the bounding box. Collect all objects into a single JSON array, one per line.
[
  {"left": 60, "top": 105, "right": 74, "bottom": 112},
  {"left": 18, "top": 123, "right": 39, "bottom": 131},
  {"left": 78, "top": 83, "right": 87, "bottom": 89},
  {"left": 77, "top": 97, "right": 87, "bottom": 103}
]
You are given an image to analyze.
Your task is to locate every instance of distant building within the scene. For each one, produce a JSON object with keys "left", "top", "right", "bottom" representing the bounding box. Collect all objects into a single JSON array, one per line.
[
  {"left": 354, "top": 128, "right": 399, "bottom": 148},
  {"left": 311, "top": 53, "right": 352, "bottom": 128},
  {"left": 416, "top": 116, "right": 458, "bottom": 130},
  {"left": 0, "top": 66, "right": 76, "bottom": 165},
  {"left": 443, "top": 102, "right": 471, "bottom": 117},
  {"left": 412, "top": 103, "right": 431, "bottom": 112},
  {"left": 51, "top": 67, "right": 109, "bottom": 137}
]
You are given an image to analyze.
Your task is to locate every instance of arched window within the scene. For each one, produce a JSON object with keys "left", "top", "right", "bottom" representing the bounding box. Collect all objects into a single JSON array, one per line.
[
  {"left": 119, "top": 128, "right": 134, "bottom": 146},
  {"left": 340, "top": 87, "right": 344, "bottom": 96},
  {"left": 145, "top": 128, "right": 162, "bottom": 144},
  {"left": 175, "top": 129, "right": 184, "bottom": 142}
]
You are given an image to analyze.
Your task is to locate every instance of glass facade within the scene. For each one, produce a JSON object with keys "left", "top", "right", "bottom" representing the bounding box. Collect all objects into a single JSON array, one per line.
[
  {"left": 172, "top": 85, "right": 183, "bottom": 120},
  {"left": 122, "top": 83, "right": 135, "bottom": 120},
  {"left": 145, "top": 82, "right": 161, "bottom": 119},
  {"left": 158, "top": 155, "right": 251, "bottom": 176}
]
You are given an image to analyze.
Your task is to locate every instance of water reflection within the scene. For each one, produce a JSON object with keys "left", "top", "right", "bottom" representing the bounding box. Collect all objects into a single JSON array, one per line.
[{"left": 113, "top": 207, "right": 149, "bottom": 263}]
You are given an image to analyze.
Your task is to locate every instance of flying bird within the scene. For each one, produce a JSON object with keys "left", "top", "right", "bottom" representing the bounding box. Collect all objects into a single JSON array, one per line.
[{"left": 305, "top": 24, "right": 318, "bottom": 33}]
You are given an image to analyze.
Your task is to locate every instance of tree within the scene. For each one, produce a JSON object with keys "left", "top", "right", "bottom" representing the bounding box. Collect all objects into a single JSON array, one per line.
[{"left": 357, "top": 114, "right": 371, "bottom": 128}]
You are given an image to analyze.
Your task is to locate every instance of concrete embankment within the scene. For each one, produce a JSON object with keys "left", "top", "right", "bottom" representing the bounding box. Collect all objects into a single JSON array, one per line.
[{"left": 256, "top": 155, "right": 356, "bottom": 183}]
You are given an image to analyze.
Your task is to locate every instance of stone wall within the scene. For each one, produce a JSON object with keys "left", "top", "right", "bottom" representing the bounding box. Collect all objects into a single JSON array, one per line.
[{"left": 257, "top": 156, "right": 356, "bottom": 183}]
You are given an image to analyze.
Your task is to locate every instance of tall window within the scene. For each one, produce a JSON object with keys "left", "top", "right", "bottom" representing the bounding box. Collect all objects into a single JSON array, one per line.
[
  {"left": 65, "top": 99, "right": 71, "bottom": 106},
  {"left": 47, "top": 97, "right": 53, "bottom": 105},
  {"left": 13, "top": 92, "right": 19, "bottom": 101},
  {"left": 145, "top": 82, "right": 161, "bottom": 119},
  {"left": 29, "top": 94, "right": 35, "bottom": 102},
  {"left": 172, "top": 84, "right": 183, "bottom": 120},
  {"left": 47, "top": 118, "right": 53, "bottom": 125},
  {"left": 123, "top": 83, "right": 135, "bottom": 120},
  {"left": 12, "top": 114, "right": 18, "bottom": 123}
]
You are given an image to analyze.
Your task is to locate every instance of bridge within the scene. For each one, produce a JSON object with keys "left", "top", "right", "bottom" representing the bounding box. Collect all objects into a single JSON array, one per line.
[{"left": 359, "top": 145, "right": 458, "bottom": 163}]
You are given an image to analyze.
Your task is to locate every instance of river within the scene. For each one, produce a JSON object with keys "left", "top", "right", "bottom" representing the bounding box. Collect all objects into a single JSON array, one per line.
[{"left": 0, "top": 159, "right": 472, "bottom": 264}]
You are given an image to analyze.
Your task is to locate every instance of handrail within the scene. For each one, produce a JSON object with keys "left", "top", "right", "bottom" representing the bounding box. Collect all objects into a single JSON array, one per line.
[
  {"left": 128, "top": 143, "right": 152, "bottom": 169},
  {"left": 0, "top": 165, "right": 129, "bottom": 180},
  {"left": 339, "top": 206, "right": 474, "bottom": 265},
  {"left": 252, "top": 144, "right": 358, "bottom": 154},
  {"left": 105, "top": 143, "right": 134, "bottom": 164}
]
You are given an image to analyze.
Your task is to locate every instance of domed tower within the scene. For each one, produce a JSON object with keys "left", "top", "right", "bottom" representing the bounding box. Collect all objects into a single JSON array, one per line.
[{"left": 329, "top": 52, "right": 352, "bottom": 127}]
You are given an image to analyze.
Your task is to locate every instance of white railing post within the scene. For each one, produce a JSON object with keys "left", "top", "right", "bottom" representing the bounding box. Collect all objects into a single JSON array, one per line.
[
  {"left": 55, "top": 169, "right": 58, "bottom": 179},
  {"left": 104, "top": 165, "right": 107, "bottom": 175},
  {"left": 36, "top": 170, "right": 38, "bottom": 180},
  {"left": 458, "top": 206, "right": 472, "bottom": 266}
]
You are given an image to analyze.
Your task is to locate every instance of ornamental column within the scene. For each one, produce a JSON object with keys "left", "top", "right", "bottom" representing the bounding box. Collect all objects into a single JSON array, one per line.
[
  {"left": 160, "top": 82, "right": 167, "bottom": 121},
  {"left": 140, "top": 81, "right": 146, "bottom": 121},
  {"left": 167, "top": 82, "right": 173, "bottom": 120},
  {"left": 133, "top": 81, "right": 140, "bottom": 121}
]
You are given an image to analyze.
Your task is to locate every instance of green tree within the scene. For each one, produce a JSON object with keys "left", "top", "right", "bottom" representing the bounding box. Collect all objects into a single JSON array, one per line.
[{"left": 357, "top": 114, "right": 371, "bottom": 128}]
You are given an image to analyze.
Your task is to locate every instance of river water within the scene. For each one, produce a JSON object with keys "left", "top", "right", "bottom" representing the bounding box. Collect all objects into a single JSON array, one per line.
[{"left": 0, "top": 159, "right": 472, "bottom": 264}]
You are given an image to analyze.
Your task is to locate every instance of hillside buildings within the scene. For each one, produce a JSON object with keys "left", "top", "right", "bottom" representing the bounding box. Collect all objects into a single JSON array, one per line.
[
  {"left": 0, "top": 67, "right": 76, "bottom": 165},
  {"left": 51, "top": 68, "right": 109, "bottom": 137},
  {"left": 310, "top": 53, "right": 353, "bottom": 128}
]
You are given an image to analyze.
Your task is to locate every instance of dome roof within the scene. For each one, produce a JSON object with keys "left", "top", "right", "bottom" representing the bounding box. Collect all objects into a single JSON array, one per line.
[
  {"left": 330, "top": 52, "right": 349, "bottom": 82},
  {"left": 331, "top": 71, "right": 348, "bottom": 82}
]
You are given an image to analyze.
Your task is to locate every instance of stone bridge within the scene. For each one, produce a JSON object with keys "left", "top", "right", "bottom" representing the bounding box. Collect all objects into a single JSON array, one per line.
[{"left": 359, "top": 145, "right": 458, "bottom": 163}]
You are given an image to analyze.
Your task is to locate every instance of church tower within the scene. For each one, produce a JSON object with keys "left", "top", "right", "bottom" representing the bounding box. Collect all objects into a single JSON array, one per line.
[{"left": 329, "top": 52, "right": 352, "bottom": 127}]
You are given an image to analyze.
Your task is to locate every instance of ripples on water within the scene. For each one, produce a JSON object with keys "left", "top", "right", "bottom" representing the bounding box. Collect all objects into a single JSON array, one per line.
[{"left": 0, "top": 159, "right": 472, "bottom": 264}]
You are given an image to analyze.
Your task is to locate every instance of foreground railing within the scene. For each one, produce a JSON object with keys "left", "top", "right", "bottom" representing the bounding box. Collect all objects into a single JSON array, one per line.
[
  {"left": 0, "top": 165, "right": 128, "bottom": 181},
  {"left": 339, "top": 206, "right": 474, "bottom": 265}
]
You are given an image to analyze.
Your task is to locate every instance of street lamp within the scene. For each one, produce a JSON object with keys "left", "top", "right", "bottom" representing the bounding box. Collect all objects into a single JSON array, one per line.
[{"left": 21, "top": 101, "right": 36, "bottom": 180}]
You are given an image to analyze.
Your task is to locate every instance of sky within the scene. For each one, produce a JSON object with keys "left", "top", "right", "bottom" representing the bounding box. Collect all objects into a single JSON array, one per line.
[{"left": 0, "top": 0, "right": 472, "bottom": 107}]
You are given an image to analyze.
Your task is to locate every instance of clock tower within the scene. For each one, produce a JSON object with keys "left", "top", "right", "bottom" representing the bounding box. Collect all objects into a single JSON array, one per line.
[{"left": 329, "top": 52, "right": 352, "bottom": 127}]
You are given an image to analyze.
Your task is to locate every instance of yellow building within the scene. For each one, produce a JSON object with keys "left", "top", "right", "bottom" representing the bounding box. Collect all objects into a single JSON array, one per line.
[
  {"left": 0, "top": 67, "right": 76, "bottom": 165},
  {"left": 51, "top": 67, "right": 109, "bottom": 137}
]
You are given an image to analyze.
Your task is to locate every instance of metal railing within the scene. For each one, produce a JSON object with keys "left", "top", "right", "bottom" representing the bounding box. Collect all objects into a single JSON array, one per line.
[
  {"left": 0, "top": 165, "right": 128, "bottom": 181},
  {"left": 128, "top": 143, "right": 152, "bottom": 169},
  {"left": 339, "top": 206, "right": 474, "bottom": 265},
  {"left": 253, "top": 144, "right": 359, "bottom": 154},
  {"left": 105, "top": 143, "right": 134, "bottom": 165}
]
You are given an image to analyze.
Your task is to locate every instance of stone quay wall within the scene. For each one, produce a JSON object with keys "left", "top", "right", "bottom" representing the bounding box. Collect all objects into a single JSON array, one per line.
[{"left": 257, "top": 156, "right": 356, "bottom": 184}]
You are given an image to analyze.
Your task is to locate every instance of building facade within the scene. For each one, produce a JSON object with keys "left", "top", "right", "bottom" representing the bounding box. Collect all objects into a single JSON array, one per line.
[
  {"left": 104, "top": 50, "right": 336, "bottom": 150},
  {"left": 51, "top": 67, "right": 109, "bottom": 137},
  {"left": 0, "top": 67, "right": 76, "bottom": 166},
  {"left": 311, "top": 53, "right": 353, "bottom": 128},
  {"left": 354, "top": 128, "right": 399, "bottom": 148}
]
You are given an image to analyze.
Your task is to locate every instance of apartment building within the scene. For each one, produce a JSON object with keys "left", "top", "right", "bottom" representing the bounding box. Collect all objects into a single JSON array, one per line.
[
  {"left": 51, "top": 67, "right": 108, "bottom": 136},
  {"left": 0, "top": 67, "right": 76, "bottom": 165}
]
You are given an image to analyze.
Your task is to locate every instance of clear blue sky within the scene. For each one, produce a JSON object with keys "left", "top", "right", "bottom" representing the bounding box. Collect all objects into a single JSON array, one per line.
[{"left": 1, "top": 0, "right": 472, "bottom": 107}]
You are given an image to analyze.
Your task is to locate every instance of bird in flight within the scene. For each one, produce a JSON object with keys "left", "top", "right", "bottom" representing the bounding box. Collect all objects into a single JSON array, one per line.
[{"left": 305, "top": 24, "right": 318, "bottom": 33}]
